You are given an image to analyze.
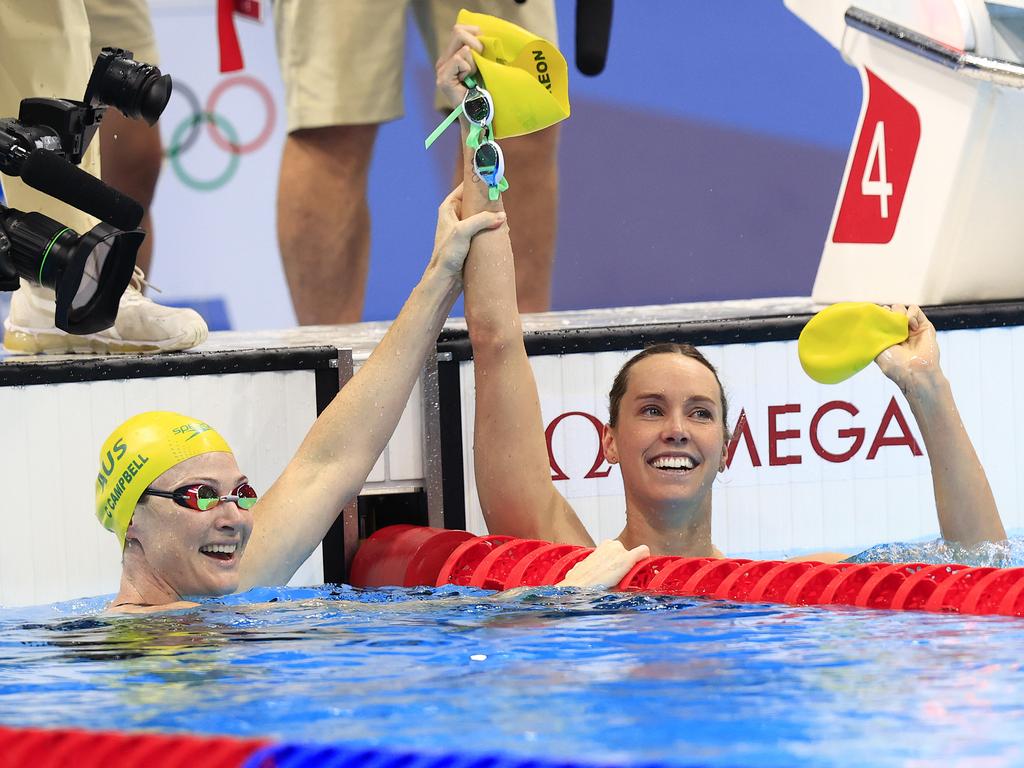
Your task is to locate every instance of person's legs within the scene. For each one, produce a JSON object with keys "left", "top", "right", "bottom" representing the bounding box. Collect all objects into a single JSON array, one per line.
[
  {"left": 86, "top": 0, "right": 164, "bottom": 276},
  {"left": 274, "top": 0, "right": 408, "bottom": 324},
  {"left": 425, "top": 0, "right": 560, "bottom": 312},
  {"left": 277, "top": 124, "right": 377, "bottom": 325},
  {"left": 98, "top": 110, "right": 162, "bottom": 275}
]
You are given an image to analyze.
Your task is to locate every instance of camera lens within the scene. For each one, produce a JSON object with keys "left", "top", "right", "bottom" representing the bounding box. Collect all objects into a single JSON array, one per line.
[
  {"left": 0, "top": 208, "right": 139, "bottom": 334},
  {"left": 137, "top": 73, "right": 172, "bottom": 125},
  {"left": 91, "top": 52, "right": 172, "bottom": 125}
]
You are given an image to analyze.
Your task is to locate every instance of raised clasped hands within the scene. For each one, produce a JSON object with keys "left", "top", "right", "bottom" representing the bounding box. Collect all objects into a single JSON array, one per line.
[{"left": 431, "top": 183, "right": 505, "bottom": 279}]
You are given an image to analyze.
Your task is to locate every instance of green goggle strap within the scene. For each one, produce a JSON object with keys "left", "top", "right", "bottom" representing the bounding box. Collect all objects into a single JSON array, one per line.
[
  {"left": 488, "top": 177, "right": 509, "bottom": 201},
  {"left": 425, "top": 103, "right": 463, "bottom": 149},
  {"left": 466, "top": 122, "right": 483, "bottom": 149},
  {"left": 425, "top": 76, "right": 486, "bottom": 150}
]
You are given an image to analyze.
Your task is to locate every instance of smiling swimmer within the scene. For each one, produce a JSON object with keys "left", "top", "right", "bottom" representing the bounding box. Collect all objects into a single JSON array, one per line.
[{"left": 97, "top": 411, "right": 257, "bottom": 611}]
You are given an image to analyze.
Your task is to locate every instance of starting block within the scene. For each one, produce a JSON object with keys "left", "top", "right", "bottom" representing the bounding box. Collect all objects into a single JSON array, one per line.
[{"left": 786, "top": 0, "right": 1024, "bottom": 305}]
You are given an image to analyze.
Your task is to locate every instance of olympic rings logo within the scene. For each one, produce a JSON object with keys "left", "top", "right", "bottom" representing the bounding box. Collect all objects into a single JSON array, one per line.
[{"left": 163, "top": 75, "right": 276, "bottom": 192}]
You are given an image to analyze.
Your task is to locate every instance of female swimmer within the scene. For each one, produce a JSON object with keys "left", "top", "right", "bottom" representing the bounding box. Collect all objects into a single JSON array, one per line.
[{"left": 435, "top": 27, "right": 1006, "bottom": 559}]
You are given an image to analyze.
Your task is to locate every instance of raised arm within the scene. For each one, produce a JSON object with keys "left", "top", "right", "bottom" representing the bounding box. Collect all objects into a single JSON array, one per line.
[
  {"left": 239, "top": 186, "right": 506, "bottom": 588},
  {"left": 875, "top": 304, "right": 1006, "bottom": 546},
  {"left": 439, "top": 29, "right": 592, "bottom": 545}
]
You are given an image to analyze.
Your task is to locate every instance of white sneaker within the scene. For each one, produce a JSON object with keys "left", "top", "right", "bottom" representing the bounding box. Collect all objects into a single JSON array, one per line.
[{"left": 3, "top": 267, "right": 208, "bottom": 354}]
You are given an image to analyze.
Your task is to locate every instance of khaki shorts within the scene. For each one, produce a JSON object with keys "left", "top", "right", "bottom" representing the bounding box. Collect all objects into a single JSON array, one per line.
[
  {"left": 0, "top": 0, "right": 158, "bottom": 226},
  {"left": 274, "top": 0, "right": 558, "bottom": 132},
  {"left": 85, "top": 0, "right": 160, "bottom": 66},
  {"left": 0, "top": 0, "right": 99, "bottom": 229}
]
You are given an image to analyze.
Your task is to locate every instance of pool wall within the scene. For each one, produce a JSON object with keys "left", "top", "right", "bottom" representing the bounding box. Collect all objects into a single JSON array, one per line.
[{"left": 4, "top": 300, "right": 1024, "bottom": 607}]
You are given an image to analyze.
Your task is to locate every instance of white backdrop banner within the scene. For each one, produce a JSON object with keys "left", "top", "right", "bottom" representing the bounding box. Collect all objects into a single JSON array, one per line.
[{"left": 149, "top": 1, "right": 294, "bottom": 331}]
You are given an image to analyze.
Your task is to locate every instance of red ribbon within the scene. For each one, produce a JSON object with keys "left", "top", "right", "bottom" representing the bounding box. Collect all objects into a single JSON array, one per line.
[{"left": 217, "top": 0, "right": 244, "bottom": 73}]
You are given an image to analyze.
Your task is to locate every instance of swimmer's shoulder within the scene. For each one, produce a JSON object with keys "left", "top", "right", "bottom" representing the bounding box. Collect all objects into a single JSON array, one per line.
[
  {"left": 784, "top": 552, "right": 848, "bottom": 564},
  {"left": 714, "top": 547, "right": 847, "bottom": 563},
  {"left": 105, "top": 600, "right": 200, "bottom": 614}
]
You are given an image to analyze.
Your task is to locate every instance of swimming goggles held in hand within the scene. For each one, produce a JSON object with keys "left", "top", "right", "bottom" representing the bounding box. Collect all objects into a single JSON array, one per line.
[
  {"left": 425, "top": 76, "right": 495, "bottom": 150},
  {"left": 473, "top": 139, "right": 509, "bottom": 201},
  {"left": 142, "top": 482, "right": 258, "bottom": 511}
]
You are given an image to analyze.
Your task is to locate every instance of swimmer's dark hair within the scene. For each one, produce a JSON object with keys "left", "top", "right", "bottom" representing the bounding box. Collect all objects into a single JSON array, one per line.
[{"left": 607, "top": 343, "right": 731, "bottom": 442}]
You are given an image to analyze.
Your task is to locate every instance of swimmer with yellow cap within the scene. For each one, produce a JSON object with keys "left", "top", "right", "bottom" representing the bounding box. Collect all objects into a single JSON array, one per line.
[
  {"left": 98, "top": 186, "right": 648, "bottom": 611},
  {"left": 97, "top": 184, "right": 513, "bottom": 612}
]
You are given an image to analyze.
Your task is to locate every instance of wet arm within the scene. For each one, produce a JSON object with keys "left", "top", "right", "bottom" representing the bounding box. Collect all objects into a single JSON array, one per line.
[
  {"left": 240, "top": 271, "right": 461, "bottom": 587},
  {"left": 903, "top": 372, "right": 1005, "bottom": 545},
  {"left": 241, "top": 191, "right": 504, "bottom": 588},
  {"left": 876, "top": 305, "right": 1005, "bottom": 546},
  {"left": 461, "top": 131, "right": 591, "bottom": 545}
]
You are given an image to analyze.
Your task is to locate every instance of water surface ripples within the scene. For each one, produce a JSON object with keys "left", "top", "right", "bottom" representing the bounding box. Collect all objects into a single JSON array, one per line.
[{"left": 1, "top": 585, "right": 1022, "bottom": 767}]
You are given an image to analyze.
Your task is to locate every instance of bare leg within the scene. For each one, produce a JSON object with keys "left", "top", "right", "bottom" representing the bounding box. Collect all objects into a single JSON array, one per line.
[
  {"left": 99, "top": 109, "right": 162, "bottom": 275},
  {"left": 455, "top": 125, "right": 559, "bottom": 313},
  {"left": 277, "top": 124, "right": 377, "bottom": 325}
]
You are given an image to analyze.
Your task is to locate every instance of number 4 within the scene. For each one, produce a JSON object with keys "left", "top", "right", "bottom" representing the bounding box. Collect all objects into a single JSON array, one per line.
[{"left": 861, "top": 121, "right": 893, "bottom": 218}]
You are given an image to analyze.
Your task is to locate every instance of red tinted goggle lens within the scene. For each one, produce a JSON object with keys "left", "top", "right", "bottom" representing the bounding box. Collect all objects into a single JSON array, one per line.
[{"left": 176, "top": 483, "right": 258, "bottom": 511}]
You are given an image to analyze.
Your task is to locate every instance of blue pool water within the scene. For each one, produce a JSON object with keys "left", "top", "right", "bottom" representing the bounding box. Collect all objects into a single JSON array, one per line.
[{"left": 1, "top": 584, "right": 1023, "bottom": 767}]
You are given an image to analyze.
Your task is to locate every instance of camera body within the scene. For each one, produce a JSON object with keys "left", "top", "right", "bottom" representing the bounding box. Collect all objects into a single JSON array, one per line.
[
  {"left": 0, "top": 47, "right": 170, "bottom": 173},
  {"left": 0, "top": 47, "right": 171, "bottom": 334},
  {"left": 5, "top": 96, "right": 100, "bottom": 169}
]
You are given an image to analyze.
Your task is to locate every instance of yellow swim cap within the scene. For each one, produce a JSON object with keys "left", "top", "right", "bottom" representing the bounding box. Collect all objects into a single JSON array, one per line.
[
  {"left": 798, "top": 303, "right": 909, "bottom": 384},
  {"left": 457, "top": 8, "right": 570, "bottom": 139},
  {"left": 95, "top": 411, "right": 233, "bottom": 547}
]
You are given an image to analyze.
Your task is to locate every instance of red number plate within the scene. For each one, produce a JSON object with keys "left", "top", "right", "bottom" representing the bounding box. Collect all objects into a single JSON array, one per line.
[{"left": 832, "top": 70, "right": 921, "bottom": 244}]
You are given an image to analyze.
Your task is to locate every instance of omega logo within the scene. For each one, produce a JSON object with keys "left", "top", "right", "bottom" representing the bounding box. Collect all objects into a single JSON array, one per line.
[{"left": 543, "top": 397, "right": 922, "bottom": 481}]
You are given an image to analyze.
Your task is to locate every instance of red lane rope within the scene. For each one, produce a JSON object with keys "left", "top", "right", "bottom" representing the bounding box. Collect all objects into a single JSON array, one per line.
[
  {"left": 0, "top": 726, "right": 267, "bottom": 768},
  {"left": 349, "top": 525, "right": 1024, "bottom": 618}
]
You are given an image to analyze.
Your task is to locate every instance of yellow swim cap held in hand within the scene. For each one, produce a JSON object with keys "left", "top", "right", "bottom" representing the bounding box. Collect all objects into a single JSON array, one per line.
[
  {"left": 95, "top": 411, "right": 233, "bottom": 547},
  {"left": 458, "top": 8, "right": 570, "bottom": 139},
  {"left": 798, "top": 303, "right": 909, "bottom": 384}
]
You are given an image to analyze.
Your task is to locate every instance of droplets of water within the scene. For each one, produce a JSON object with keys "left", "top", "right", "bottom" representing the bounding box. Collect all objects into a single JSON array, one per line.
[{"left": 846, "top": 536, "right": 1024, "bottom": 567}]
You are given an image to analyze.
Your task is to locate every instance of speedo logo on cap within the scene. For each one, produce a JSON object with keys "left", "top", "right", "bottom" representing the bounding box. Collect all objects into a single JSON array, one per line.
[{"left": 173, "top": 422, "right": 215, "bottom": 440}]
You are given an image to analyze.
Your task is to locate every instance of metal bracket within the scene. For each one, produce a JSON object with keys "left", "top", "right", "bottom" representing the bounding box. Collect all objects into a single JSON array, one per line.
[{"left": 846, "top": 6, "right": 1024, "bottom": 88}]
